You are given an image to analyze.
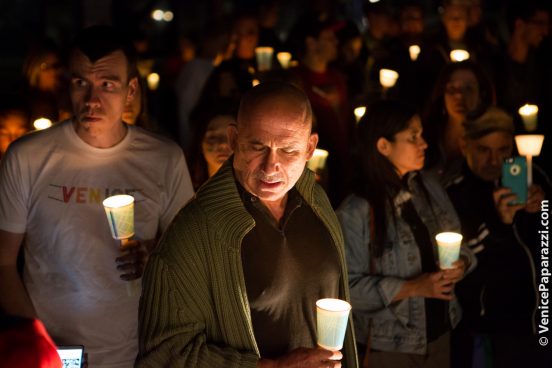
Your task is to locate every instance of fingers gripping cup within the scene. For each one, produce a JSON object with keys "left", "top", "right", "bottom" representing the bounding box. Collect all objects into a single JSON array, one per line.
[
  {"left": 316, "top": 298, "right": 351, "bottom": 351},
  {"left": 435, "top": 232, "right": 463, "bottom": 269},
  {"left": 103, "top": 195, "right": 140, "bottom": 296}
]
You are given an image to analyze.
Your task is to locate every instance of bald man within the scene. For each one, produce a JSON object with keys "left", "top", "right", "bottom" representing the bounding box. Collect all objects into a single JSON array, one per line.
[{"left": 138, "top": 82, "right": 358, "bottom": 368}]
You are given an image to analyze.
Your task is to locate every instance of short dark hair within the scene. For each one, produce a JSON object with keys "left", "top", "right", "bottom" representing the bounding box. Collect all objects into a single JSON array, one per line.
[{"left": 70, "top": 25, "right": 138, "bottom": 80}]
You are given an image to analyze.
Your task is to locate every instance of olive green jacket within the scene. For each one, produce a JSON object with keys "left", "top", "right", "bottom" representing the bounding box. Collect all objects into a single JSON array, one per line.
[{"left": 137, "top": 160, "right": 358, "bottom": 367}]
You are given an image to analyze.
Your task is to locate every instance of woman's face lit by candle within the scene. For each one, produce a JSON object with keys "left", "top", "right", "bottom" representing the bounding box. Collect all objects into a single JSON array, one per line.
[
  {"left": 202, "top": 115, "right": 234, "bottom": 177},
  {"left": 444, "top": 69, "right": 479, "bottom": 122}
]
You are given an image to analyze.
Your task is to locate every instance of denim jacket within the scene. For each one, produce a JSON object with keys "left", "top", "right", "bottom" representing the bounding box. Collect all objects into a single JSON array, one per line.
[{"left": 337, "top": 171, "right": 476, "bottom": 354}]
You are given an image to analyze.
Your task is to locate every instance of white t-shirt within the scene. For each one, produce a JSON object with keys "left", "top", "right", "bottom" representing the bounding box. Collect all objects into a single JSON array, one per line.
[{"left": 0, "top": 121, "right": 194, "bottom": 368}]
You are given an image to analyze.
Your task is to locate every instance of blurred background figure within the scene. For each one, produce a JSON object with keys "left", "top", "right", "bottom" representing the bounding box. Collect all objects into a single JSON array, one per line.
[
  {"left": 423, "top": 60, "right": 494, "bottom": 183},
  {"left": 257, "top": 0, "right": 284, "bottom": 51},
  {"left": 22, "top": 39, "right": 71, "bottom": 123},
  {"left": 122, "top": 76, "right": 154, "bottom": 130},
  {"left": 175, "top": 21, "right": 232, "bottom": 151},
  {"left": 188, "top": 101, "right": 236, "bottom": 190},
  {"left": 290, "top": 17, "right": 353, "bottom": 206},
  {"left": 196, "top": 13, "right": 259, "bottom": 113},
  {"left": 0, "top": 95, "right": 30, "bottom": 160}
]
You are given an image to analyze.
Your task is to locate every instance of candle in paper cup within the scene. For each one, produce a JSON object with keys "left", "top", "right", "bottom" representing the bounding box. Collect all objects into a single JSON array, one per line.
[
  {"left": 277, "top": 52, "right": 292, "bottom": 69},
  {"left": 515, "top": 134, "right": 544, "bottom": 157},
  {"left": 450, "top": 49, "right": 470, "bottom": 62},
  {"left": 316, "top": 298, "right": 351, "bottom": 350},
  {"left": 518, "top": 104, "right": 538, "bottom": 132},
  {"left": 147, "top": 73, "right": 160, "bottom": 90},
  {"left": 255, "top": 47, "right": 274, "bottom": 72},
  {"left": 307, "top": 149, "right": 329, "bottom": 172},
  {"left": 103, "top": 195, "right": 135, "bottom": 240},
  {"left": 409, "top": 45, "right": 421, "bottom": 61},
  {"left": 379, "top": 69, "right": 398, "bottom": 88},
  {"left": 435, "top": 232, "right": 463, "bottom": 269},
  {"left": 354, "top": 106, "right": 366, "bottom": 123}
]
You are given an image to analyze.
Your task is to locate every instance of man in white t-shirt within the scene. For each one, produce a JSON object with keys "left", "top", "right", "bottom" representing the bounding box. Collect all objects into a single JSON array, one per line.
[{"left": 0, "top": 26, "right": 194, "bottom": 367}]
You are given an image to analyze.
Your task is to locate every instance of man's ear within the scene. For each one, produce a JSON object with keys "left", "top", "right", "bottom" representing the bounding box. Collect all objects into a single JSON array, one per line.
[
  {"left": 227, "top": 124, "right": 238, "bottom": 151},
  {"left": 126, "top": 77, "right": 138, "bottom": 104},
  {"left": 306, "top": 133, "right": 319, "bottom": 160},
  {"left": 376, "top": 137, "right": 391, "bottom": 157}
]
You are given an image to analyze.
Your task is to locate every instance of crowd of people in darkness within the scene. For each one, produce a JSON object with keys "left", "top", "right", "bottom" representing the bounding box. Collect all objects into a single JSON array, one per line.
[{"left": 0, "top": 0, "right": 551, "bottom": 367}]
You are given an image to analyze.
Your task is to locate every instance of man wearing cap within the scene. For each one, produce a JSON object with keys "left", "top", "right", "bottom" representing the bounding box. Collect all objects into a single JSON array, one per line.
[{"left": 445, "top": 107, "right": 548, "bottom": 367}]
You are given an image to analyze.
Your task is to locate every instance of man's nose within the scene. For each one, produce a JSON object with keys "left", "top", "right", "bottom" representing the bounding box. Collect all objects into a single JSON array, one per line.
[
  {"left": 262, "top": 150, "right": 280, "bottom": 173},
  {"left": 84, "top": 87, "right": 101, "bottom": 108}
]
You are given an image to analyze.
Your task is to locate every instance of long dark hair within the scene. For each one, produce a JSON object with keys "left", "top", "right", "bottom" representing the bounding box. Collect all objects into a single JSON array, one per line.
[
  {"left": 353, "top": 100, "right": 418, "bottom": 257},
  {"left": 423, "top": 60, "right": 495, "bottom": 168}
]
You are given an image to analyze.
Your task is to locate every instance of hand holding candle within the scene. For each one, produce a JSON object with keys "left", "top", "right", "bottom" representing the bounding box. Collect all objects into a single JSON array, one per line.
[{"left": 103, "top": 194, "right": 141, "bottom": 296}]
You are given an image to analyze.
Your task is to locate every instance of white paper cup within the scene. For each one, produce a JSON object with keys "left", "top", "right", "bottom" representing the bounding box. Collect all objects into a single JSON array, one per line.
[
  {"left": 435, "top": 232, "right": 463, "bottom": 269},
  {"left": 518, "top": 104, "right": 538, "bottom": 132},
  {"left": 316, "top": 298, "right": 351, "bottom": 350},
  {"left": 103, "top": 195, "right": 135, "bottom": 240},
  {"left": 255, "top": 47, "right": 274, "bottom": 72},
  {"left": 277, "top": 52, "right": 292, "bottom": 69},
  {"left": 379, "top": 69, "right": 398, "bottom": 88}
]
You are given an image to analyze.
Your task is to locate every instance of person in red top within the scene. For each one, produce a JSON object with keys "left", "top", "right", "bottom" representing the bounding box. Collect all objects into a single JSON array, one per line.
[
  {"left": 291, "top": 19, "right": 354, "bottom": 206},
  {"left": 0, "top": 315, "right": 62, "bottom": 368}
]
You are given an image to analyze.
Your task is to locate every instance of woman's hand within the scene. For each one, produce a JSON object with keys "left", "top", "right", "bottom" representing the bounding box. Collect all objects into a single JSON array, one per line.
[
  {"left": 442, "top": 258, "right": 466, "bottom": 284},
  {"left": 411, "top": 272, "right": 454, "bottom": 301}
]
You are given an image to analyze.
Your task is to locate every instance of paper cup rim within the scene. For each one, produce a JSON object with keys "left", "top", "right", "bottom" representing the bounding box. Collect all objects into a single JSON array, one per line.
[
  {"left": 316, "top": 298, "right": 351, "bottom": 312},
  {"left": 103, "top": 194, "right": 134, "bottom": 208},
  {"left": 435, "top": 232, "right": 463, "bottom": 243}
]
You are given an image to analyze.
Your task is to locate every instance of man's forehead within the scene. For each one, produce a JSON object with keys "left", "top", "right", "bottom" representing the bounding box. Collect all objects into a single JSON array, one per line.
[
  {"left": 471, "top": 132, "right": 513, "bottom": 149},
  {"left": 70, "top": 50, "right": 128, "bottom": 76}
]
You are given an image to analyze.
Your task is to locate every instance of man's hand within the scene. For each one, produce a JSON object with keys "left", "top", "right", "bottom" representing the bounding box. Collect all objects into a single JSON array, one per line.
[
  {"left": 116, "top": 239, "right": 152, "bottom": 281},
  {"left": 493, "top": 187, "right": 525, "bottom": 224},
  {"left": 258, "top": 348, "right": 342, "bottom": 368},
  {"left": 526, "top": 184, "right": 545, "bottom": 213}
]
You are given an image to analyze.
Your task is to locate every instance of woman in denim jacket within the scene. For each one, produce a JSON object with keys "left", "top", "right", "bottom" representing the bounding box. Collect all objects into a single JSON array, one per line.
[{"left": 337, "top": 100, "right": 475, "bottom": 368}]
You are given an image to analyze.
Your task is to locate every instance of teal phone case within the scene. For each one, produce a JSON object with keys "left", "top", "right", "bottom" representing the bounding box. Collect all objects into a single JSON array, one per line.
[{"left": 502, "top": 156, "right": 528, "bottom": 204}]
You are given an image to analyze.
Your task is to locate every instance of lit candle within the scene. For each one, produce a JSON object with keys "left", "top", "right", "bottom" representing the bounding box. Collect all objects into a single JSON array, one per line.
[
  {"left": 354, "top": 106, "right": 366, "bottom": 123},
  {"left": 255, "top": 46, "right": 274, "bottom": 72},
  {"left": 409, "top": 45, "right": 421, "bottom": 61},
  {"left": 515, "top": 134, "right": 545, "bottom": 186},
  {"left": 33, "top": 118, "right": 52, "bottom": 130},
  {"left": 307, "top": 149, "right": 329, "bottom": 172},
  {"left": 379, "top": 69, "right": 399, "bottom": 88},
  {"left": 252, "top": 79, "right": 260, "bottom": 87},
  {"left": 435, "top": 232, "right": 463, "bottom": 269},
  {"left": 147, "top": 73, "right": 160, "bottom": 90},
  {"left": 450, "top": 49, "right": 470, "bottom": 62},
  {"left": 518, "top": 104, "right": 539, "bottom": 132},
  {"left": 277, "top": 52, "right": 292, "bottom": 69}
]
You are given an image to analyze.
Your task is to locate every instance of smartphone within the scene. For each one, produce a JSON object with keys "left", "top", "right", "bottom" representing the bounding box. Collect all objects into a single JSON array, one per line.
[
  {"left": 56, "top": 345, "right": 84, "bottom": 368},
  {"left": 501, "top": 156, "right": 528, "bottom": 205}
]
